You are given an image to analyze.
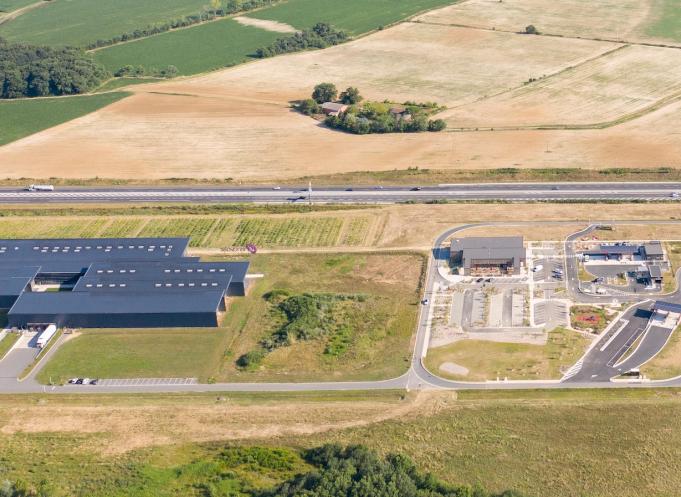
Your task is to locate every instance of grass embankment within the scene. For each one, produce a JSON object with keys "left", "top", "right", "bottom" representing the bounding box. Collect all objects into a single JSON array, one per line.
[
  {"left": 36, "top": 253, "right": 423, "bottom": 383},
  {"left": 0, "top": 333, "right": 19, "bottom": 360},
  {"left": 0, "top": 0, "right": 211, "bottom": 46},
  {"left": 640, "top": 326, "right": 681, "bottom": 379},
  {"left": 250, "top": 0, "right": 458, "bottom": 34},
  {"left": 425, "top": 327, "right": 590, "bottom": 380},
  {"left": 0, "top": 92, "right": 128, "bottom": 146},
  {"left": 18, "top": 330, "right": 61, "bottom": 380},
  {"left": 95, "top": 19, "right": 280, "bottom": 75}
]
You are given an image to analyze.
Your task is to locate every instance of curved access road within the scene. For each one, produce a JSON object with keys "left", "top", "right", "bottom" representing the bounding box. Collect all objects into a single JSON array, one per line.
[{"left": 2, "top": 220, "right": 681, "bottom": 394}]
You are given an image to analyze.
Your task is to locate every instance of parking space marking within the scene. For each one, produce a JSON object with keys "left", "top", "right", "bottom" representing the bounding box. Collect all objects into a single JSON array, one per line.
[{"left": 97, "top": 378, "right": 198, "bottom": 387}]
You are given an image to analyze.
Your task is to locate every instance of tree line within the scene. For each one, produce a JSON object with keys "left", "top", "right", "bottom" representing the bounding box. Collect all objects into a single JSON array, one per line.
[
  {"left": 255, "top": 23, "right": 348, "bottom": 58},
  {"left": 0, "top": 38, "right": 107, "bottom": 98},
  {"left": 86, "top": 0, "right": 281, "bottom": 50}
]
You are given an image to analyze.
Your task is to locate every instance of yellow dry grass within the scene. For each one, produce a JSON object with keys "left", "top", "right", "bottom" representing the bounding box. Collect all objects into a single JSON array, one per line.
[
  {"left": 0, "top": 391, "right": 448, "bottom": 454},
  {"left": 415, "top": 0, "right": 666, "bottom": 45},
  {"left": 442, "top": 44, "right": 681, "bottom": 127}
]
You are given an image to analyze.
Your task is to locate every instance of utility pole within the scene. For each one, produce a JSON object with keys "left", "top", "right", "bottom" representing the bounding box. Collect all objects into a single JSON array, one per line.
[{"left": 308, "top": 181, "right": 312, "bottom": 207}]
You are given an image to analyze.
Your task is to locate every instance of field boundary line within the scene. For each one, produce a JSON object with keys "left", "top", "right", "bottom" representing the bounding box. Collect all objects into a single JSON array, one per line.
[
  {"left": 0, "top": 0, "right": 47, "bottom": 26},
  {"left": 411, "top": 19, "right": 681, "bottom": 51}
]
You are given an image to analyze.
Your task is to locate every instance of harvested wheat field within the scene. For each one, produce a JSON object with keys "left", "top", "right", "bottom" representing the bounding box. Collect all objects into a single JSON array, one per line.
[
  {"left": 415, "top": 0, "right": 678, "bottom": 46},
  {"left": 2, "top": 9, "right": 681, "bottom": 179},
  {"left": 442, "top": 44, "right": 681, "bottom": 127}
]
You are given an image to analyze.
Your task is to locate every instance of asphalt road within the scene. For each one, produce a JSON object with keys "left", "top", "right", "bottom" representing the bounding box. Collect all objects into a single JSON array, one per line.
[
  {"left": 2, "top": 220, "right": 681, "bottom": 394},
  {"left": 2, "top": 182, "right": 681, "bottom": 203}
]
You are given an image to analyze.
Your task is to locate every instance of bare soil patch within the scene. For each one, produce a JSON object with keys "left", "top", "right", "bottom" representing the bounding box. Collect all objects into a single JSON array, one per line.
[{"left": 233, "top": 15, "right": 298, "bottom": 33}]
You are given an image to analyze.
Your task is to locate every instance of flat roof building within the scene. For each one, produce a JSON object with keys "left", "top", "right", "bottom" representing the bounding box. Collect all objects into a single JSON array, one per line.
[
  {"left": 450, "top": 236, "right": 526, "bottom": 275},
  {"left": 0, "top": 238, "right": 249, "bottom": 329}
]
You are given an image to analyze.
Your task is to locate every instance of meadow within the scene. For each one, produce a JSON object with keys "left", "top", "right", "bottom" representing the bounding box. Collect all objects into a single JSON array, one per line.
[
  {"left": 424, "top": 328, "right": 590, "bottom": 381},
  {"left": 0, "top": 0, "right": 211, "bottom": 46},
  {"left": 0, "top": 0, "right": 35, "bottom": 13},
  {"left": 37, "top": 328, "right": 226, "bottom": 384},
  {"left": 248, "top": 0, "right": 458, "bottom": 34},
  {"left": 35, "top": 252, "right": 423, "bottom": 383},
  {"left": 0, "top": 92, "right": 128, "bottom": 146},
  {"left": 94, "top": 19, "right": 280, "bottom": 75},
  {"left": 645, "top": 0, "right": 681, "bottom": 42}
]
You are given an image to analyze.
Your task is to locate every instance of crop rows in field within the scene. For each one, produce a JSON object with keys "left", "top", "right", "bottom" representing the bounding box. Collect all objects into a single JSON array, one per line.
[
  {"left": 232, "top": 218, "right": 343, "bottom": 247},
  {"left": 137, "top": 218, "right": 218, "bottom": 247},
  {"left": 98, "top": 218, "right": 148, "bottom": 238},
  {"left": 201, "top": 219, "right": 236, "bottom": 247},
  {"left": 0, "top": 219, "right": 110, "bottom": 239},
  {"left": 339, "top": 217, "right": 371, "bottom": 246}
]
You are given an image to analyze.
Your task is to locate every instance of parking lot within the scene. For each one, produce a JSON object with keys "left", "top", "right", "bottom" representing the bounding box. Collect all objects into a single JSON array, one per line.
[{"left": 534, "top": 300, "right": 569, "bottom": 328}]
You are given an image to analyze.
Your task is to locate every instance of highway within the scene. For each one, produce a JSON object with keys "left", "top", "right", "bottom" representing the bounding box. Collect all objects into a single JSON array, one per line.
[{"left": 2, "top": 182, "right": 681, "bottom": 203}]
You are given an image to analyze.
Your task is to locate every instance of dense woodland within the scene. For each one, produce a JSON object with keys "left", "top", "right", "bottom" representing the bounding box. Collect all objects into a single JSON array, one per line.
[
  {"left": 0, "top": 38, "right": 107, "bottom": 98},
  {"left": 256, "top": 23, "right": 348, "bottom": 58}
]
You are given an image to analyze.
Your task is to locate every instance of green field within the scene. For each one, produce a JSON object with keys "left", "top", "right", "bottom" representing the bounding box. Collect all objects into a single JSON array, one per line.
[
  {"left": 250, "top": 0, "right": 458, "bottom": 34},
  {"left": 0, "top": 0, "right": 36, "bottom": 13},
  {"left": 0, "top": 333, "right": 19, "bottom": 360},
  {"left": 0, "top": 0, "right": 211, "bottom": 46},
  {"left": 37, "top": 329, "right": 226, "bottom": 383},
  {"left": 425, "top": 328, "right": 590, "bottom": 381},
  {"left": 94, "top": 18, "right": 280, "bottom": 75},
  {"left": 0, "top": 92, "right": 128, "bottom": 146},
  {"left": 36, "top": 253, "right": 423, "bottom": 383},
  {"left": 647, "top": 0, "right": 681, "bottom": 42},
  {"left": 94, "top": 77, "right": 163, "bottom": 93},
  {"left": 0, "top": 214, "right": 373, "bottom": 248}
]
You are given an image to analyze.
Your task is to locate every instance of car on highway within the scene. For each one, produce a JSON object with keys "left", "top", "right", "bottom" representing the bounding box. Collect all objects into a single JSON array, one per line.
[
  {"left": 672, "top": 192, "right": 679, "bottom": 198},
  {"left": 345, "top": 188, "right": 353, "bottom": 191},
  {"left": 411, "top": 187, "right": 422, "bottom": 191},
  {"left": 272, "top": 186, "right": 281, "bottom": 190},
  {"left": 375, "top": 186, "right": 384, "bottom": 190},
  {"left": 475, "top": 277, "right": 484, "bottom": 283},
  {"left": 68, "top": 378, "right": 78, "bottom": 384},
  {"left": 82, "top": 378, "right": 92, "bottom": 385},
  {"left": 552, "top": 186, "right": 560, "bottom": 190},
  {"left": 297, "top": 195, "right": 306, "bottom": 200},
  {"left": 421, "top": 299, "right": 429, "bottom": 305}
]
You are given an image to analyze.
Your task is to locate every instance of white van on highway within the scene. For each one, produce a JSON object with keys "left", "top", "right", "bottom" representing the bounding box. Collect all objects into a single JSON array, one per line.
[{"left": 26, "top": 184, "right": 54, "bottom": 192}]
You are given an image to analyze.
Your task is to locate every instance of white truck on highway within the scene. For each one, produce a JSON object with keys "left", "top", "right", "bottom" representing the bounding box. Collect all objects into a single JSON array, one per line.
[
  {"left": 26, "top": 184, "right": 55, "bottom": 192},
  {"left": 36, "top": 324, "right": 57, "bottom": 349}
]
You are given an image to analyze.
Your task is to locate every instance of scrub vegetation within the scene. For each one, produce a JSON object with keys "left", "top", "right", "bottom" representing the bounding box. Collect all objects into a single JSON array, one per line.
[
  {"left": 35, "top": 253, "right": 423, "bottom": 383},
  {"left": 425, "top": 327, "right": 590, "bottom": 380},
  {"left": 0, "top": 92, "right": 128, "bottom": 145}
]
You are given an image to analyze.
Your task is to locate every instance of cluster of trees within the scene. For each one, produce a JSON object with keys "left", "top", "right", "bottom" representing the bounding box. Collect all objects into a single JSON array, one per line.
[
  {"left": 0, "top": 38, "right": 107, "bottom": 98},
  {"left": 86, "top": 0, "right": 279, "bottom": 49},
  {"left": 255, "top": 23, "right": 348, "bottom": 58},
  {"left": 325, "top": 110, "right": 446, "bottom": 134},
  {"left": 262, "top": 444, "right": 526, "bottom": 497},
  {"left": 114, "top": 64, "right": 178, "bottom": 78},
  {"left": 297, "top": 83, "right": 362, "bottom": 115}
]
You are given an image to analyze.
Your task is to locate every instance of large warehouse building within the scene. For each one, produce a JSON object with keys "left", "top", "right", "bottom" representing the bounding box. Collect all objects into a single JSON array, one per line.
[
  {"left": 450, "top": 236, "right": 526, "bottom": 275},
  {"left": 0, "top": 238, "right": 249, "bottom": 328}
]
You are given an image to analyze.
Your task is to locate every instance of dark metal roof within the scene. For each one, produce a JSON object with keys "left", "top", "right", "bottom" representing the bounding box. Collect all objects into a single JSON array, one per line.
[
  {"left": 649, "top": 265, "right": 663, "bottom": 278},
  {"left": 643, "top": 242, "right": 664, "bottom": 256},
  {"left": 594, "top": 244, "right": 641, "bottom": 254},
  {"left": 451, "top": 236, "right": 524, "bottom": 251},
  {"left": 9, "top": 290, "right": 226, "bottom": 315},
  {"left": 654, "top": 301, "right": 681, "bottom": 313},
  {"left": 0, "top": 264, "right": 40, "bottom": 296}
]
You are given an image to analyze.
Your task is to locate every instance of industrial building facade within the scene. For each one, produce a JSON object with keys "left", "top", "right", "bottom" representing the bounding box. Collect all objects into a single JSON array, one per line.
[
  {"left": 0, "top": 238, "right": 249, "bottom": 329},
  {"left": 450, "top": 236, "right": 526, "bottom": 275}
]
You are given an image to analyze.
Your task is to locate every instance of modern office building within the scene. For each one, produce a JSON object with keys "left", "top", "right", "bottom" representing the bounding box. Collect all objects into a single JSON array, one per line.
[
  {"left": 450, "top": 236, "right": 526, "bottom": 275},
  {"left": 0, "top": 238, "right": 249, "bottom": 328}
]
